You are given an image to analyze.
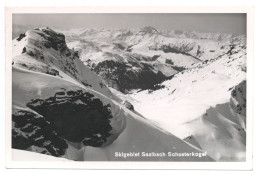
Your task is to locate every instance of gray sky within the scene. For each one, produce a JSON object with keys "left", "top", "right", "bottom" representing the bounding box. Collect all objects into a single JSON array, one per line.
[{"left": 13, "top": 13, "right": 246, "bottom": 34}]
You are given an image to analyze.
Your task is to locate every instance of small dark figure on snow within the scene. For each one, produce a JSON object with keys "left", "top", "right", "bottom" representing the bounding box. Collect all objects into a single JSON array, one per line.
[{"left": 123, "top": 100, "right": 134, "bottom": 111}]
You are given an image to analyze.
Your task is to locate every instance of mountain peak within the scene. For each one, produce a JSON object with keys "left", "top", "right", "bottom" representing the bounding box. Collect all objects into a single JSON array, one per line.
[
  {"left": 22, "top": 27, "right": 68, "bottom": 55},
  {"left": 139, "top": 26, "right": 160, "bottom": 35}
]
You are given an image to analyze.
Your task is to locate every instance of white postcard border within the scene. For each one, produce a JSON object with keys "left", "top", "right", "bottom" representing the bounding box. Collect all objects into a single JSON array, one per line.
[{"left": 5, "top": 6, "right": 254, "bottom": 170}]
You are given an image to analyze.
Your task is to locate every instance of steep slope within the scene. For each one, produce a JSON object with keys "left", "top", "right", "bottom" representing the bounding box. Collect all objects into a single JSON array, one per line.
[
  {"left": 12, "top": 27, "right": 116, "bottom": 100},
  {"left": 12, "top": 28, "right": 213, "bottom": 161},
  {"left": 12, "top": 67, "right": 125, "bottom": 157},
  {"left": 124, "top": 43, "right": 247, "bottom": 161},
  {"left": 12, "top": 67, "right": 212, "bottom": 161},
  {"left": 182, "top": 80, "right": 246, "bottom": 161}
]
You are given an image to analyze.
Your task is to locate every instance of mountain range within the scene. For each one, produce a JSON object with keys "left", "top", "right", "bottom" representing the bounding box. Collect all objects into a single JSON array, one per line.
[{"left": 11, "top": 26, "right": 246, "bottom": 161}]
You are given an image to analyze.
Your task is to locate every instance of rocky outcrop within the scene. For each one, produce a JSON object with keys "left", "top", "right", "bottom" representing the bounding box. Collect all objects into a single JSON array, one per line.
[
  {"left": 123, "top": 100, "right": 134, "bottom": 111},
  {"left": 12, "top": 89, "right": 115, "bottom": 157},
  {"left": 16, "top": 33, "right": 26, "bottom": 41},
  {"left": 12, "top": 108, "right": 68, "bottom": 157},
  {"left": 26, "top": 90, "right": 113, "bottom": 147},
  {"left": 231, "top": 80, "right": 246, "bottom": 117}
]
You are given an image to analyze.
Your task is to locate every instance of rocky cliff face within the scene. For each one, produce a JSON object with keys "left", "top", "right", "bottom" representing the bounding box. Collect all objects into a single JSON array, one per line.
[
  {"left": 231, "top": 80, "right": 246, "bottom": 119},
  {"left": 12, "top": 108, "right": 68, "bottom": 157},
  {"left": 26, "top": 90, "right": 113, "bottom": 147}
]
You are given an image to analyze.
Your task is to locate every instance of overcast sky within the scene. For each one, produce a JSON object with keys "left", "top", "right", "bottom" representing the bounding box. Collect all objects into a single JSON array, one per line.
[{"left": 13, "top": 13, "right": 246, "bottom": 34}]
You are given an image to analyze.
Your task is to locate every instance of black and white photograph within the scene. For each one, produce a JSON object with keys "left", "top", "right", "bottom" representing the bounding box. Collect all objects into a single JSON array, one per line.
[{"left": 4, "top": 6, "right": 254, "bottom": 170}]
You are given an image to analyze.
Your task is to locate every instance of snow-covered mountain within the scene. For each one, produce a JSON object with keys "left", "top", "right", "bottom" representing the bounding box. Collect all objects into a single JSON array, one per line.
[
  {"left": 12, "top": 27, "right": 213, "bottom": 161},
  {"left": 59, "top": 27, "right": 245, "bottom": 94},
  {"left": 113, "top": 42, "right": 247, "bottom": 161},
  {"left": 12, "top": 27, "right": 117, "bottom": 100}
]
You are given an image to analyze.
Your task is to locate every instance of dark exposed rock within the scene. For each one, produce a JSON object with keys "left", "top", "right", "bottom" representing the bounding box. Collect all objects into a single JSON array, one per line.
[
  {"left": 26, "top": 90, "right": 113, "bottom": 147},
  {"left": 55, "top": 91, "right": 65, "bottom": 96},
  {"left": 81, "top": 80, "right": 92, "bottom": 87},
  {"left": 241, "top": 66, "right": 247, "bottom": 72},
  {"left": 27, "top": 50, "right": 35, "bottom": 57},
  {"left": 46, "top": 68, "right": 59, "bottom": 76},
  {"left": 114, "top": 43, "right": 125, "bottom": 50},
  {"left": 12, "top": 109, "right": 68, "bottom": 157},
  {"left": 227, "top": 45, "right": 235, "bottom": 55},
  {"left": 196, "top": 45, "right": 204, "bottom": 57},
  {"left": 165, "top": 59, "right": 174, "bottom": 65},
  {"left": 230, "top": 80, "right": 246, "bottom": 116},
  {"left": 22, "top": 47, "right": 26, "bottom": 54},
  {"left": 73, "top": 51, "right": 79, "bottom": 58},
  {"left": 126, "top": 46, "right": 133, "bottom": 52},
  {"left": 171, "top": 65, "right": 186, "bottom": 72},
  {"left": 37, "top": 28, "right": 67, "bottom": 52},
  {"left": 27, "top": 48, "right": 45, "bottom": 60},
  {"left": 123, "top": 101, "right": 134, "bottom": 111},
  {"left": 148, "top": 84, "right": 165, "bottom": 93},
  {"left": 151, "top": 55, "right": 160, "bottom": 60},
  {"left": 16, "top": 33, "right": 26, "bottom": 41},
  {"left": 66, "top": 52, "right": 71, "bottom": 57}
]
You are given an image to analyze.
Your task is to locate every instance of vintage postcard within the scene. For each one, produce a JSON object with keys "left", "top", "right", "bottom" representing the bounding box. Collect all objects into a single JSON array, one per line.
[{"left": 5, "top": 6, "right": 253, "bottom": 169}]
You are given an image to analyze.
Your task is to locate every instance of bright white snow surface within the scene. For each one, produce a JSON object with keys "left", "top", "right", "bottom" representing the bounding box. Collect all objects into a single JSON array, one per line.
[
  {"left": 12, "top": 66, "right": 212, "bottom": 161},
  {"left": 121, "top": 45, "right": 247, "bottom": 161}
]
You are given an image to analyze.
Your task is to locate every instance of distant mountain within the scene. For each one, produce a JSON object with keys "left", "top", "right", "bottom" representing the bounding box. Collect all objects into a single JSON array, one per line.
[{"left": 60, "top": 27, "right": 245, "bottom": 93}]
